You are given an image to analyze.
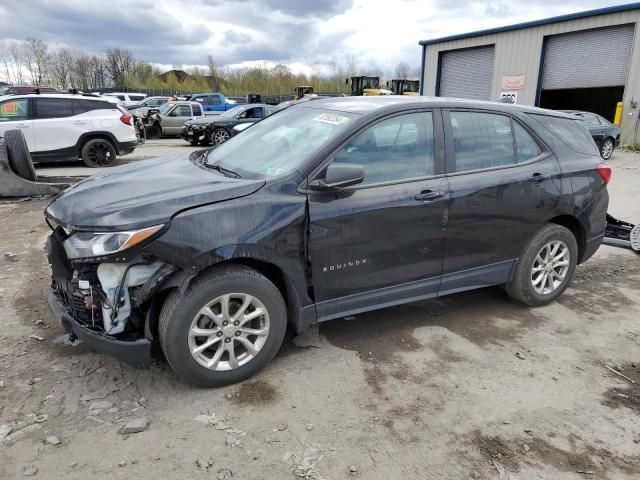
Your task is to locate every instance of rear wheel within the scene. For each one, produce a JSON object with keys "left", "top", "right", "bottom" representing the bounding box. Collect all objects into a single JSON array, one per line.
[
  {"left": 506, "top": 224, "right": 577, "bottom": 306},
  {"left": 81, "top": 139, "right": 116, "bottom": 167},
  {"left": 4, "top": 129, "right": 37, "bottom": 181},
  {"left": 212, "top": 128, "right": 230, "bottom": 145},
  {"left": 158, "top": 265, "right": 287, "bottom": 387},
  {"left": 188, "top": 138, "right": 199, "bottom": 146},
  {"left": 600, "top": 138, "right": 614, "bottom": 160}
]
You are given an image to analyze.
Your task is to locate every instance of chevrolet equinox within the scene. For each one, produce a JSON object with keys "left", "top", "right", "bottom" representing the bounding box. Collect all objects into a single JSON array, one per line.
[{"left": 45, "top": 97, "right": 610, "bottom": 387}]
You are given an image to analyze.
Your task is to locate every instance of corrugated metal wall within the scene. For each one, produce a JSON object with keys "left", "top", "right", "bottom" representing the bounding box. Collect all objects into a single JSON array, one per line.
[{"left": 422, "top": 9, "right": 640, "bottom": 144}]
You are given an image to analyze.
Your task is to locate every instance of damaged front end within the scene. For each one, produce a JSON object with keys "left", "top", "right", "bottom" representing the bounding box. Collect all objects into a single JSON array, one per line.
[
  {"left": 604, "top": 214, "right": 640, "bottom": 252},
  {"left": 45, "top": 225, "right": 176, "bottom": 368}
]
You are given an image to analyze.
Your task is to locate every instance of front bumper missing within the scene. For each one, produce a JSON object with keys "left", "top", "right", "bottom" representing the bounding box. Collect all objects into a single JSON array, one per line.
[
  {"left": 47, "top": 289, "right": 151, "bottom": 369},
  {"left": 604, "top": 214, "right": 640, "bottom": 252}
]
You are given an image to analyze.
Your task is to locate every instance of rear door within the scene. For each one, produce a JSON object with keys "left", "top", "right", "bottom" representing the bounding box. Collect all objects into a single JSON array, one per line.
[
  {"left": 32, "top": 97, "right": 84, "bottom": 155},
  {"left": 441, "top": 109, "right": 562, "bottom": 294},
  {"left": 308, "top": 110, "right": 449, "bottom": 320},
  {"left": 0, "top": 97, "right": 35, "bottom": 150}
]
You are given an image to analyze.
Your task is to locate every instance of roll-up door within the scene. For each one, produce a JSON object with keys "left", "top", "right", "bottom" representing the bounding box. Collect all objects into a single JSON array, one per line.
[
  {"left": 438, "top": 46, "right": 495, "bottom": 100},
  {"left": 542, "top": 24, "right": 635, "bottom": 89}
]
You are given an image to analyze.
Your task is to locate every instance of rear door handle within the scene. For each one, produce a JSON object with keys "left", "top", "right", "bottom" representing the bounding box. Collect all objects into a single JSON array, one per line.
[
  {"left": 415, "top": 190, "right": 445, "bottom": 201},
  {"left": 15, "top": 124, "right": 30, "bottom": 129},
  {"left": 528, "top": 173, "right": 550, "bottom": 183},
  {"left": 72, "top": 121, "right": 87, "bottom": 125}
]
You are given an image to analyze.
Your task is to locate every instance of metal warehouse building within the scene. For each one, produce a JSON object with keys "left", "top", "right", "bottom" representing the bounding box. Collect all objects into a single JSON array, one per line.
[{"left": 419, "top": 3, "right": 640, "bottom": 145}]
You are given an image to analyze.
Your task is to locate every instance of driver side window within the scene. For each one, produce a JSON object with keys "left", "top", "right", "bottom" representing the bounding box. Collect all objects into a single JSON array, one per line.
[{"left": 332, "top": 112, "right": 434, "bottom": 185}]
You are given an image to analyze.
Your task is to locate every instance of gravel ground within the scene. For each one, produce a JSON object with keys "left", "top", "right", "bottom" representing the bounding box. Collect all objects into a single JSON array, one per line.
[{"left": 1, "top": 148, "right": 639, "bottom": 480}]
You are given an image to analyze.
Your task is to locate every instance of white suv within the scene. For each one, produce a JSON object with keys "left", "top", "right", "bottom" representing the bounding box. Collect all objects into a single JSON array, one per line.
[
  {"left": 102, "top": 92, "right": 147, "bottom": 106},
  {"left": 0, "top": 94, "right": 137, "bottom": 167}
]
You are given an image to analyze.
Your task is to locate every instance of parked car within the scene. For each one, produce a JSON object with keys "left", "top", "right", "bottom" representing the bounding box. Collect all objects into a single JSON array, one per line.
[
  {"left": 188, "top": 93, "right": 239, "bottom": 115},
  {"left": 560, "top": 110, "right": 620, "bottom": 160},
  {"left": 146, "top": 101, "right": 205, "bottom": 139},
  {"left": 181, "top": 103, "right": 276, "bottom": 145},
  {"left": 0, "top": 93, "right": 136, "bottom": 167},
  {"left": 102, "top": 92, "right": 147, "bottom": 107},
  {"left": 127, "top": 96, "right": 169, "bottom": 116},
  {"left": 45, "top": 97, "right": 609, "bottom": 386},
  {"left": 0, "top": 85, "right": 58, "bottom": 95}
]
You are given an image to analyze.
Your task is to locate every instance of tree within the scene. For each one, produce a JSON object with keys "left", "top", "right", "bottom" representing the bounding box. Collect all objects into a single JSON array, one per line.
[
  {"left": 23, "top": 37, "right": 49, "bottom": 85},
  {"left": 104, "top": 47, "right": 135, "bottom": 88},
  {"left": 393, "top": 62, "right": 411, "bottom": 80},
  {"left": 49, "top": 47, "right": 74, "bottom": 90}
]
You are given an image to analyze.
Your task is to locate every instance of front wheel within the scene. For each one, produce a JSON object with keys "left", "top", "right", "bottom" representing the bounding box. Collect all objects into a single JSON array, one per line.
[
  {"left": 147, "top": 124, "right": 162, "bottom": 140},
  {"left": 600, "top": 138, "right": 614, "bottom": 160},
  {"left": 158, "top": 265, "right": 287, "bottom": 387},
  {"left": 506, "top": 224, "right": 578, "bottom": 307},
  {"left": 212, "top": 128, "right": 230, "bottom": 145}
]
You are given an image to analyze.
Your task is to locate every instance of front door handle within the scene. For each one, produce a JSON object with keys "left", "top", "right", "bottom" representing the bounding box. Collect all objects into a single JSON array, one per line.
[
  {"left": 15, "top": 124, "right": 30, "bottom": 129},
  {"left": 72, "top": 121, "right": 87, "bottom": 125},
  {"left": 415, "top": 190, "right": 445, "bottom": 201},
  {"left": 528, "top": 173, "right": 550, "bottom": 183}
]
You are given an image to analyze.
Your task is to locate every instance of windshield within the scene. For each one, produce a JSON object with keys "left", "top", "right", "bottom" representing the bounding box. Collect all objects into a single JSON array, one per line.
[
  {"left": 205, "top": 107, "right": 358, "bottom": 179},
  {"left": 158, "top": 103, "right": 174, "bottom": 115}
]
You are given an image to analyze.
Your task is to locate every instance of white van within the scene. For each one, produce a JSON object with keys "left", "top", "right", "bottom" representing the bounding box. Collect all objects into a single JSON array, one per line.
[{"left": 102, "top": 92, "right": 147, "bottom": 106}]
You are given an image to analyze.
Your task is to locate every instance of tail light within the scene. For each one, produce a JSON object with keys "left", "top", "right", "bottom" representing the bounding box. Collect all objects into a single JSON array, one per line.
[
  {"left": 120, "top": 113, "right": 132, "bottom": 126},
  {"left": 596, "top": 164, "right": 612, "bottom": 185}
]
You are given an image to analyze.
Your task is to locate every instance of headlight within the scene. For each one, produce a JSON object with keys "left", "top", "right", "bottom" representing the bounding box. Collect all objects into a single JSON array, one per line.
[{"left": 63, "top": 225, "right": 163, "bottom": 259}]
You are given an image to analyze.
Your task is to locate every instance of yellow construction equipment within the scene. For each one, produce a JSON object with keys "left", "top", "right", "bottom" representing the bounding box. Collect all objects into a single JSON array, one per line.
[
  {"left": 389, "top": 79, "right": 420, "bottom": 96},
  {"left": 294, "top": 86, "right": 314, "bottom": 100},
  {"left": 347, "top": 76, "right": 392, "bottom": 96}
]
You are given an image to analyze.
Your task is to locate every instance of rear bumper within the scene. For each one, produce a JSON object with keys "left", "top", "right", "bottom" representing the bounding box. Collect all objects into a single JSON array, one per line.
[
  {"left": 117, "top": 140, "right": 137, "bottom": 156},
  {"left": 581, "top": 232, "right": 605, "bottom": 263},
  {"left": 47, "top": 289, "right": 151, "bottom": 369}
]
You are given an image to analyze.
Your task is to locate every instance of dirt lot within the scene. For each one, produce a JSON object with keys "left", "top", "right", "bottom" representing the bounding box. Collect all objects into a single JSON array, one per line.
[{"left": 1, "top": 146, "right": 639, "bottom": 480}]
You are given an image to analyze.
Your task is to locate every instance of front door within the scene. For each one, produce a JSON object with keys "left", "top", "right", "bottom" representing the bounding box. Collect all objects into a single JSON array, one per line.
[
  {"left": 164, "top": 104, "right": 193, "bottom": 134},
  {"left": 441, "top": 109, "right": 562, "bottom": 294},
  {"left": 307, "top": 110, "right": 449, "bottom": 321}
]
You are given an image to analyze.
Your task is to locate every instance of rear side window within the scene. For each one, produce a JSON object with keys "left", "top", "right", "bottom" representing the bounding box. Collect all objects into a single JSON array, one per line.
[
  {"left": 72, "top": 99, "right": 112, "bottom": 114},
  {"left": 208, "top": 95, "right": 222, "bottom": 106},
  {"left": 192, "top": 104, "right": 202, "bottom": 116},
  {"left": 529, "top": 114, "right": 598, "bottom": 156},
  {"left": 34, "top": 98, "right": 73, "bottom": 119},
  {"left": 0, "top": 99, "right": 28, "bottom": 121},
  {"left": 450, "top": 112, "right": 543, "bottom": 171}
]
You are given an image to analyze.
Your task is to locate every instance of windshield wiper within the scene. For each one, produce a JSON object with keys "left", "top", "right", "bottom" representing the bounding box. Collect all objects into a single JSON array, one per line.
[{"left": 204, "top": 162, "right": 241, "bottom": 179}]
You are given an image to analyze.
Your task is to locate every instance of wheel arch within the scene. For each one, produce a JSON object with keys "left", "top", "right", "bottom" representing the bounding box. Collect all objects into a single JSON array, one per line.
[
  {"left": 548, "top": 215, "right": 586, "bottom": 263},
  {"left": 145, "top": 257, "right": 310, "bottom": 343}
]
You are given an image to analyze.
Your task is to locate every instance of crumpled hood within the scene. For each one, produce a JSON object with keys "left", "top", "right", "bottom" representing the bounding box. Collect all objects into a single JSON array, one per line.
[{"left": 46, "top": 154, "right": 265, "bottom": 231}]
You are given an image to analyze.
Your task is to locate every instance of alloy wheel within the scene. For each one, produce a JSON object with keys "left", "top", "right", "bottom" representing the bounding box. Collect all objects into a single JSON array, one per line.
[
  {"left": 531, "top": 240, "right": 570, "bottom": 295},
  {"left": 601, "top": 139, "right": 614, "bottom": 160},
  {"left": 188, "top": 293, "right": 270, "bottom": 371},
  {"left": 86, "top": 143, "right": 114, "bottom": 167},
  {"left": 213, "top": 129, "right": 230, "bottom": 145}
]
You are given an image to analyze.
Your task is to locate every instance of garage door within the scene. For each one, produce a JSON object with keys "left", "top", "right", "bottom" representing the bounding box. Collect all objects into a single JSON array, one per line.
[
  {"left": 439, "top": 46, "right": 495, "bottom": 100},
  {"left": 542, "top": 24, "right": 635, "bottom": 89}
]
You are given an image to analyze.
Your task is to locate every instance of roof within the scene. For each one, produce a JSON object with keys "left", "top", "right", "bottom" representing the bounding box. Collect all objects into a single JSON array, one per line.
[
  {"left": 419, "top": 2, "right": 640, "bottom": 46},
  {"left": 0, "top": 93, "right": 112, "bottom": 102},
  {"left": 298, "top": 95, "right": 574, "bottom": 117}
]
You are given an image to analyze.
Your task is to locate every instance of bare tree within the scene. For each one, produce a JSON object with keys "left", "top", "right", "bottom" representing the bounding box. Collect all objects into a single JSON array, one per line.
[
  {"left": 23, "top": 37, "right": 50, "bottom": 85},
  {"left": 8, "top": 42, "right": 25, "bottom": 84},
  {"left": 104, "top": 47, "right": 135, "bottom": 88},
  {"left": 344, "top": 54, "right": 358, "bottom": 78},
  {"left": 393, "top": 62, "right": 411, "bottom": 79},
  {"left": 71, "top": 53, "right": 92, "bottom": 90},
  {"left": 90, "top": 54, "right": 108, "bottom": 89},
  {"left": 49, "top": 47, "right": 74, "bottom": 90}
]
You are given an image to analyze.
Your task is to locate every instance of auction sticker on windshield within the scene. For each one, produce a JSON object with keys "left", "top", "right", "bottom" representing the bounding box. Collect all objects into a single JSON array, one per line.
[{"left": 313, "top": 113, "right": 349, "bottom": 125}]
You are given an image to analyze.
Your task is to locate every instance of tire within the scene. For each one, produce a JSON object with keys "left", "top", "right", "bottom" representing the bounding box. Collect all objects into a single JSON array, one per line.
[
  {"left": 600, "top": 138, "right": 614, "bottom": 160},
  {"left": 158, "top": 265, "right": 287, "bottom": 387},
  {"left": 188, "top": 138, "right": 199, "bottom": 146},
  {"left": 506, "top": 224, "right": 578, "bottom": 307},
  {"left": 147, "top": 124, "right": 162, "bottom": 140},
  {"left": 4, "top": 129, "right": 37, "bottom": 181},
  {"left": 81, "top": 138, "right": 117, "bottom": 168},
  {"left": 212, "top": 128, "right": 230, "bottom": 145}
]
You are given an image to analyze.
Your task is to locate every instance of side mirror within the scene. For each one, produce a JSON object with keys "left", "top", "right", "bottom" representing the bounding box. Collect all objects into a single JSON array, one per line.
[{"left": 309, "top": 163, "right": 364, "bottom": 191}]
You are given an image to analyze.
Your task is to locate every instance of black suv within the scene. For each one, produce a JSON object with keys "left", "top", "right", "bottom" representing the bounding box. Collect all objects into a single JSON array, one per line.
[{"left": 45, "top": 97, "right": 610, "bottom": 387}]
